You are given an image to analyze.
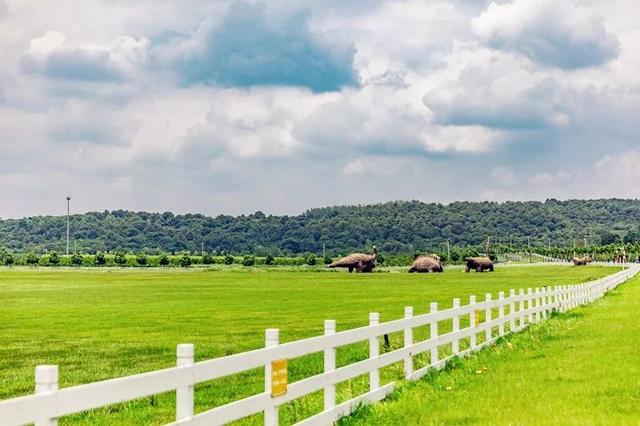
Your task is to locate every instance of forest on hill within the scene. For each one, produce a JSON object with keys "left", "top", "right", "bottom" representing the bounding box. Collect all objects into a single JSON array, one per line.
[{"left": 1, "top": 199, "right": 640, "bottom": 255}]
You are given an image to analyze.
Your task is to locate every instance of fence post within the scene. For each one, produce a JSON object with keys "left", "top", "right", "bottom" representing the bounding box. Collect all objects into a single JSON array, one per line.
[
  {"left": 452, "top": 298, "right": 460, "bottom": 355},
  {"left": 369, "top": 313, "right": 380, "bottom": 391},
  {"left": 553, "top": 286, "right": 559, "bottom": 313},
  {"left": 469, "top": 295, "right": 477, "bottom": 350},
  {"left": 404, "top": 307, "right": 413, "bottom": 379},
  {"left": 485, "top": 293, "right": 492, "bottom": 344},
  {"left": 35, "top": 365, "right": 58, "bottom": 426},
  {"left": 519, "top": 289, "right": 525, "bottom": 328},
  {"left": 527, "top": 288, "right": 534, "bottom": 323},
  {"left": 535, "top": 288, "right": 541, "bottom": 322},
  {"left": 324, "top": 320, "right": 336, "bottom": 411},
  {"left": 430, "top": 302, "right": 439, "bottom": 366},
  {"left": 265, "top": 329, "right": 279, "bottom": 426},
  {"left": 176, "top": 343, "right": 194, "bottom": 421},
  {"left": 498, "top": 291, "right": 505, "bottom": 336},
  {"left": 509, "top": 289, "right": 516, "bottom": 331},
  {"left": 570, "top": 285, "right": 575, "bottom": 309},
  {"left": 569, "top": 285, "right": 575, "bottom": 309},
  {"left": 577, "top": 285, "right": 582, "bottom": 306}
]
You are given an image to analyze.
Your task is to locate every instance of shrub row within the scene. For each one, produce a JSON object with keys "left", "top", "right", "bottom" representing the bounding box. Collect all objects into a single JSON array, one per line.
[{"left": 0, "top": 251, "right": 338, "bottom": 268}]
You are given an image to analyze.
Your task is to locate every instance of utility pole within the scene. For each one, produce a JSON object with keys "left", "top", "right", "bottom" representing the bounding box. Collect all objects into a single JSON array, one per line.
[
  {"left": 322, "top": 243, "right": 326, "bottom": 259},
  {"left": 446, "top": 240, "right": 451, "bottom": 262},
  {"left": 66, "top": 196, "right": 71, "bottom": 256},
  {"left": 201, "top": 242, "right": 204, "bottom": 256},
  {"left": 527, "top": 235, "right": 531, "bottom": 263}
]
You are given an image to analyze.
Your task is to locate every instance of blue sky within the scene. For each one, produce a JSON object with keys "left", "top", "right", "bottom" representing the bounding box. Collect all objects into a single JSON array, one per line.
[{"left": 0, "top": 0, "right": 639, "bottom": 218}]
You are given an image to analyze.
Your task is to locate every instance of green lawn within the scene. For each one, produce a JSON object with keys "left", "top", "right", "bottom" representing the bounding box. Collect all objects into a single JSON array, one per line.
[
  {"left": 342, "top": 272, "right": 640, "bottom": 425},
  {"left": 0, "top": 266, "right": 616, "bottom": 424}
]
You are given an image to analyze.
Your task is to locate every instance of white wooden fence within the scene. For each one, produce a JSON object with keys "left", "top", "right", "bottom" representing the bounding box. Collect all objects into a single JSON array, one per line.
[{"left": 1, "top": 265, "right": 638, "bottom": 426}]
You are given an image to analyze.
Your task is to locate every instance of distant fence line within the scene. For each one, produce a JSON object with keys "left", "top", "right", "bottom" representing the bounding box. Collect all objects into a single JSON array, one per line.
[{"left": 1, "top": 265, "right": 638, "bottom": 426}]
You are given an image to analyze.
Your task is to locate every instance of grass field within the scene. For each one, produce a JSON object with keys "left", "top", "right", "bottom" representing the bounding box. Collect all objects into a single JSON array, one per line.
[
  {"left": 0, "top": 265, "right": 617, "bottom": 424},
  {"left": 342, "top": 272, "right": 640, "bottom": 425}
]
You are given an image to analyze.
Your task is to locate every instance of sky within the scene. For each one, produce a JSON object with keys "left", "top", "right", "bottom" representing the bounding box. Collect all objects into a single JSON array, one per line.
[{"left": 1, "top": 0, "right": 639, "bottom": 218}]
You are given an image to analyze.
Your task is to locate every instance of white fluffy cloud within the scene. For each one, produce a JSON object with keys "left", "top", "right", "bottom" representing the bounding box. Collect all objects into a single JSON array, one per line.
[
  {"left": 22, "top": 31, "right": 149, "bottom": 81},
  {"left": 0, "top": 0, "right": 639, "bottom": 217},
  {"left": 472, "top": 0, "right": 619, "bottom": 68}
]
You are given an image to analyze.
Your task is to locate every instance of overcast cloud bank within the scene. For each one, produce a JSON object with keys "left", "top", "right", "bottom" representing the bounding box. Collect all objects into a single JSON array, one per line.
[{"left": 0, "top": 0, "right": 639, "bottom": 218}]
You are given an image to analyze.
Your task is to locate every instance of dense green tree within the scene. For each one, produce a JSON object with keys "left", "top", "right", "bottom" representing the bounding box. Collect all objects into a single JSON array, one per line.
[
  {"left": 599, "top": 230, "right": 620, "bottom": 245},
  {"left": 242, "top": 255, "right": 255, "bottom": 267},
  {"left": 179, "top": 254, "right": 192, "bottom": 268},
  {"left": 624, "top": 227, "right": 640, "bottom": 244},
  {"left": 224, "top": 254, "right": 235, "bottom": 265},
  {"left": 114, "top": 251, "right": 127, "bottom": 266},
  {"left": 305, "top": 253, "right": 317, "bottom": 266},
  {"left": 202, "top": 253, "right": 214, "bottom": 265},
  {"left": 265, "top": 254, "right": 275, "bottom": 265},
  {"left": 136, "top": 253, "right": 148, "bottom": 266},
  {"left": 48, "top": 251, "right": 60, "bottom": 266},
  {"left": 71, "top": 252, "right": 83, "bottom": 266},
  {"left": 158, "top": 253, "right": 170, "bottom": 266},
  {"left": 94, "top": 252, "right": 106, "bottom": 266},
  {"left": 25, "top": 252, "right": 39, "bottom": 266}
]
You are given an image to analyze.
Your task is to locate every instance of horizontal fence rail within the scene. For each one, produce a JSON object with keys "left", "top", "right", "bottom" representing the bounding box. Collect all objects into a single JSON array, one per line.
[{"left": 1, "top": 265, "right": 638, "bottom": 426}]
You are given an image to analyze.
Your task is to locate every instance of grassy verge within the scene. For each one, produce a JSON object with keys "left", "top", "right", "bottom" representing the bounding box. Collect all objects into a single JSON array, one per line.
[
  {"left": 0, "top": 266, "right": 617, "bottom": 424},
  {"left": 342, "top": 273, "right": 640, "bottom": 425}
]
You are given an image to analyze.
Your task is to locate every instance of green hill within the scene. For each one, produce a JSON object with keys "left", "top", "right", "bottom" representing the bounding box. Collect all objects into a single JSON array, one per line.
[{"left": 1, "top": 199, "right": 639, "bottom": 255}]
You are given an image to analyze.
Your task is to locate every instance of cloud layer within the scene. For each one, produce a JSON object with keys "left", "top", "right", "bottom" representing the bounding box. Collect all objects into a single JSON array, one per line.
[
  {"left": 473, "top": 0, "right": 619, "bottom": 68},
  {"left": 0, "top": 0, "right": 638, "bottom": 218}
]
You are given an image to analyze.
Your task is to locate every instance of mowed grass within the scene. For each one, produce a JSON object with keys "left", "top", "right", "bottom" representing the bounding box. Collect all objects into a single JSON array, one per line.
[
  {"left": 0, "top": 265, "right": 616, "bottom": 424},
  {"left": 342, "top": 272, "right": 640, "bottom": 426}
]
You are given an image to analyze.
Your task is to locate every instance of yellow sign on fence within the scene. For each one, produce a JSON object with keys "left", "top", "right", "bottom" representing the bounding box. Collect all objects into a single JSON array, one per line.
[{"left": 271, "top": 359, "right": 288, "bottom": 397}]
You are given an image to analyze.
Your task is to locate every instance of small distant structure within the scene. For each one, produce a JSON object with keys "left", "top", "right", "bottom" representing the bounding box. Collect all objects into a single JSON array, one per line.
[
  {"left": 613, "top": 249, "right": 627, "bottom": 263},
  {"left": 572, "top": 255, "right": 593, "bottom": 266},
  {"left": 465, "top": 257, "right": 494, "bottom": 272},
  {"left": 409, "top": 254, "right": 443, "bottom": 273},
  {"left": 327, "top": 245, "right": 377, "bottom": 273}
]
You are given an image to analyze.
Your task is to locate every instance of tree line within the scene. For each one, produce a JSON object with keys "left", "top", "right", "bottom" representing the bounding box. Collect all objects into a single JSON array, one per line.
[{"left": 1, "top": 199, "right": 640, "bottom": 256}]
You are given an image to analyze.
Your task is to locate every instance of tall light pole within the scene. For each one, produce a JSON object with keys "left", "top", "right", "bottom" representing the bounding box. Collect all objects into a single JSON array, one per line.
[{"left": 66, "top": 196, "right": 71, "bottom": 255}]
